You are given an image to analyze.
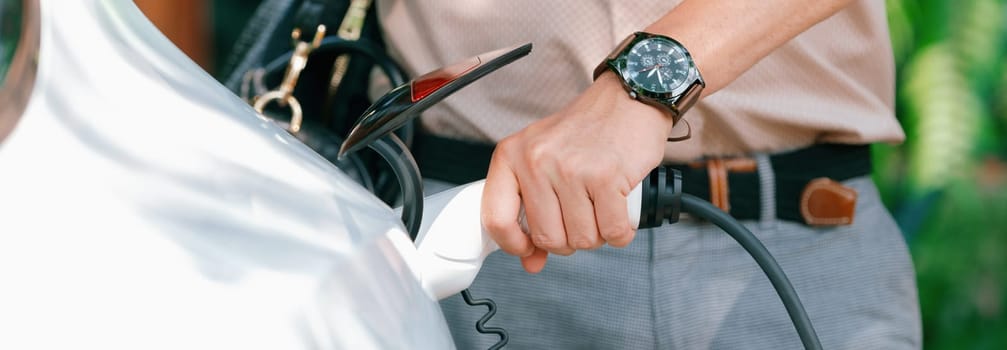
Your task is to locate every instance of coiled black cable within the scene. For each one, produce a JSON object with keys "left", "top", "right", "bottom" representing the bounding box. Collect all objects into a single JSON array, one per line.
[{"left": 461, "top": 289, "right": 509, "bottom": 349}]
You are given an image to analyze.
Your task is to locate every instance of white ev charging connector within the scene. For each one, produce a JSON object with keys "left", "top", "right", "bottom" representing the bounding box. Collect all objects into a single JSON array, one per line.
[{"left": 402, "top": 180, "right": 643, "bottom": 301}]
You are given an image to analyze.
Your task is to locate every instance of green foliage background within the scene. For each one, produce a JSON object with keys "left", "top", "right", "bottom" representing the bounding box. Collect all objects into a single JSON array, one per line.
[
  {"left": 880, "top": 0, "right": 1007, "bottom": 348},
  {"left": 0, "top": 0, "right": 23, "bottom": 86}
]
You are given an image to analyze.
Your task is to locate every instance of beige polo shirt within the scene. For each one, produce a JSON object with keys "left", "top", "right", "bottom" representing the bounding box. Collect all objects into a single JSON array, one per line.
[{"left": 376, "top": 0, "right": 905, "bottom": 162}]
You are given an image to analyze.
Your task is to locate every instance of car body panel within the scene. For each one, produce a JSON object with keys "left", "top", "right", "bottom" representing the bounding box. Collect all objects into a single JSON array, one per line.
[{"left": 0, "top": 1, "right": 453, "bottom": 348}]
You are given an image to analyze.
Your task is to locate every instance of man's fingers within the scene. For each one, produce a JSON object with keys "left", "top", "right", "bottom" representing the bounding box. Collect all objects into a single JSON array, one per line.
[
  {"left": 592, "top": 185, "right": 635, "bottom": 248},
  {"left": 520, "top": 174, "right": 574, "bottom": 256},
  {"left": 482, "top": 157, "right": 534, "bottom": 257},
  {"left": 555, "top": 182, "right": 603, "bottom": 250}
]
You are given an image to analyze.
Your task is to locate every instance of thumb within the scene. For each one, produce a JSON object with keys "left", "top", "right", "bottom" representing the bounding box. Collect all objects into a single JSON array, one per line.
[{"left": 520, "top": 248, "right": 549, "bottom": 274}]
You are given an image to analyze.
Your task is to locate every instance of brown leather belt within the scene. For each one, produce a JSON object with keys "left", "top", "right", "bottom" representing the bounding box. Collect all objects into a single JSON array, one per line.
[{"left": 413, "top": 131, "right": 870, "bottom": 226}]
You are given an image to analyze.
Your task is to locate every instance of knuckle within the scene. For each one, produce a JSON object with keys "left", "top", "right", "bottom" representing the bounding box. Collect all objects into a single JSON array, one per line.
[
  {"left": 495, "top": 137, "right": 518, "bottom": 154},
  {"left": 499, "top": 241, "right": 529, "bottom": 256},
  {"left": 585, "top": 167, "right": 611, "bottom": 185},
  {"left": 585, "top": 160, "right": 619, "bottom": 186},
  {"left": 557, "top": 160, "right": 579, "bottom": 179},
  {"left": 525, "top": 141, "right": 553, "bottom": 164},
  {"left": 482, "top": 215, "right": 511, "bottom": 235},
  {"left": 602, "top": 225, "right": 630, "bottom": 240},
  {"left": 600, "top": 220, "right": 631, "bottom": 237},
  {"left": 550, "top": 247, "right": 576, "bottom": 256},
  {"left": 530, "top": 233, "right": 563, "bottom": 250},
  {"left": 603, "top": 227, "right": 635, "bottom": 247},
  {"left": 569, "top": 238, "right": 600, "bottom": 250},
  {"left": 492, "top": 141, "right": 516, "bottom": 163},
  {"left": 614, "top": 177, "right": 633, "bottom": 196}
]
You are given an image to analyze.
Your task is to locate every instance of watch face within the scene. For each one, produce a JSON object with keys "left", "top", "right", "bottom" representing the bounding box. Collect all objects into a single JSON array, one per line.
[{"left": 622, "top": 37, "right": 692, "bottom": 95}]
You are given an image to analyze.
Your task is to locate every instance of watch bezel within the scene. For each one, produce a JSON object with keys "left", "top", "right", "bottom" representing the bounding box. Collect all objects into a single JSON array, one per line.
[{"left": 608, "top": 33, "right": 702, "bottom": 103}]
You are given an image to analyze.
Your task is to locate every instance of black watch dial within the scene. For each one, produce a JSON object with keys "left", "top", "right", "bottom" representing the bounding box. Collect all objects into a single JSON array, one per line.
[{"left": 622, "top": 37, "right": 690, "bottom": 94}]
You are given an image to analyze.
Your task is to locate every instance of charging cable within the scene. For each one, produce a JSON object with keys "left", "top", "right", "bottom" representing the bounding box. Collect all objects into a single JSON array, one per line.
[{"left": 638, "top": 167, "right": 823, "bottom": 350}]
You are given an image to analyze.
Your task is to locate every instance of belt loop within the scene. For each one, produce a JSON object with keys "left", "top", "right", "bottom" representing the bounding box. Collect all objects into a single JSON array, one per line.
[
  {"left": 755, "top": 154, "right": 777, "bottom": 230},
  {"left": 706, "top": 159, "right": 730, "bottom": 212}
]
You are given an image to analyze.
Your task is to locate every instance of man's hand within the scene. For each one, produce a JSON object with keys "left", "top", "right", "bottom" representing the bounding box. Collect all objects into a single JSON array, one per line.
[
  {"left": 480, "top": 0, "right": 859, "bottom": 274},
  {"left": 481, "top": 72, "right": 674, "bottom": 273}
]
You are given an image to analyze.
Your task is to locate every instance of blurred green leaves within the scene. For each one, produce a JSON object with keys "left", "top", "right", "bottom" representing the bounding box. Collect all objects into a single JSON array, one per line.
[
  {"left": 912, "top": 173, "right": 1007, "bottom": 349},
  {"left": 882, "top": 0, "right": 1007, "bottom": 348},
  {"left": 0, "top": 0, "right": 23, "bottom": 86},
  {"left": 901, "top": 43, "right": 985, "bottom": 194}
]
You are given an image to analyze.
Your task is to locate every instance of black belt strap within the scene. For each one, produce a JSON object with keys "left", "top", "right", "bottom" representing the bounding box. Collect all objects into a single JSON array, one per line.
[
  {"left": 412, "top": 131, "right": 871, "bottom": 224},
  {"left": 669, "top": 144, "right": 871, "bottom": 222}
]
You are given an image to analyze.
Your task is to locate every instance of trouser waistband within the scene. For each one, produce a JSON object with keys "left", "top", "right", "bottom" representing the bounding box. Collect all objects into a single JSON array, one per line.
[{"left": 412, "top": 131, "right": 871, "bottom": 225}]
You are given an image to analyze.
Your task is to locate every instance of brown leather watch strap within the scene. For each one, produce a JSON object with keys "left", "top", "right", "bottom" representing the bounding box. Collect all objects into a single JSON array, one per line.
[{"left": 592, "top": 34, "right": 637, "bottom": 80}]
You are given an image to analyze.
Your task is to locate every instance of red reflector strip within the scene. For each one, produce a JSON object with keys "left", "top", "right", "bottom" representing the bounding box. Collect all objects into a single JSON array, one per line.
[{"left": 410, "top": 56, "right": 482, "bottom": 102}]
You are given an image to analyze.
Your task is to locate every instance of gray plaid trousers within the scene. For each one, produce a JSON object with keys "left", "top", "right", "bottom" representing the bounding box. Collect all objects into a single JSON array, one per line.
[{"left": 437, "top": 176, "right": 922, "bottom": 349}]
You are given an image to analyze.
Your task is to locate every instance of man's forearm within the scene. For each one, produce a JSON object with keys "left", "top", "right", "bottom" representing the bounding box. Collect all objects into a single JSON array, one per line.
[{"left": 645, "top": 0, "right": 856, "bottom": 97}]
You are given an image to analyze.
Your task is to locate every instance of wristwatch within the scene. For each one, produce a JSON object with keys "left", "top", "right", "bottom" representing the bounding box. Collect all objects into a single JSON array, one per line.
[{"left": 594, "top": 32, "right": 705, "bottom": 126}]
